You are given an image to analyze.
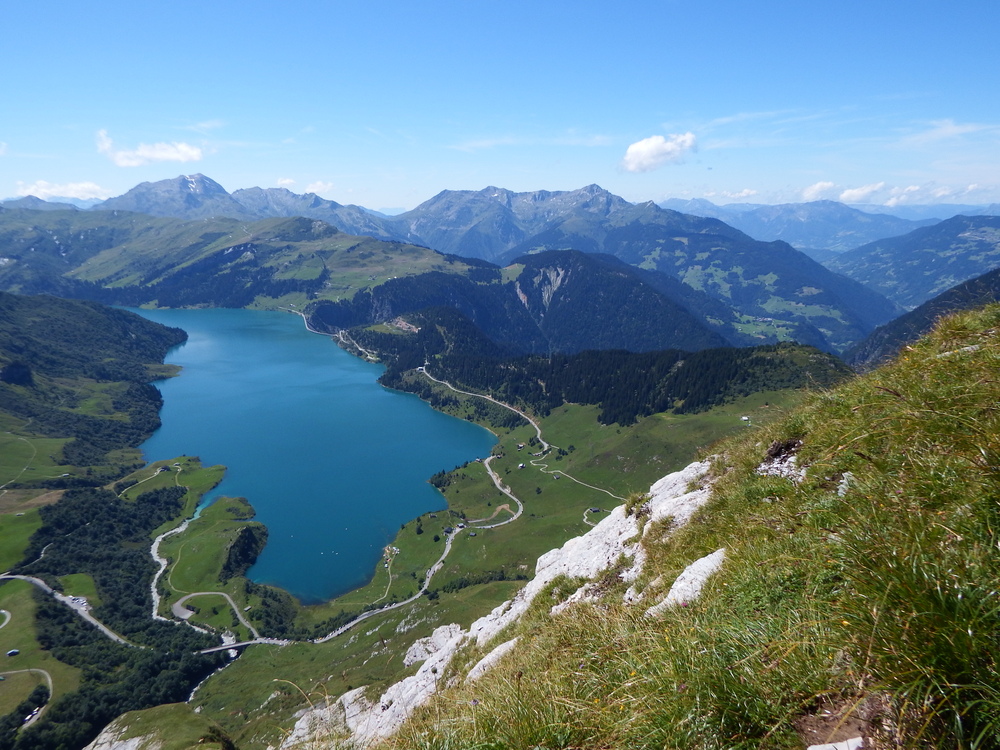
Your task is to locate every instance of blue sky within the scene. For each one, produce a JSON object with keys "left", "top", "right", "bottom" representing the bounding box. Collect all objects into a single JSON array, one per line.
[{"left": 2, "top": 0, "right": 998, "bottom": 211}]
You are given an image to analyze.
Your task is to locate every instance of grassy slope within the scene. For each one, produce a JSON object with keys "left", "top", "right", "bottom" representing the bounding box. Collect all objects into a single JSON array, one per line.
[
  {"left": 61, "top": 216, "right": 480, "bottom": 308},
  {"left": 379, "top": 304, "right": 1000, "bottom": 750}
]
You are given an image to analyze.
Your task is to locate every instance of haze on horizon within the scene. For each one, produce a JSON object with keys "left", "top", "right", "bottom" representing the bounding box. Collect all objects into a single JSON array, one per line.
[{"left": 2, "top": 0, "right": 998, "bottom": 212}]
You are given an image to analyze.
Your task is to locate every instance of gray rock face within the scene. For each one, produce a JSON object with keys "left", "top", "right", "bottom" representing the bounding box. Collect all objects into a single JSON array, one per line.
[{"left": 645, "top": 548, "right": 726, "bottom": 617}]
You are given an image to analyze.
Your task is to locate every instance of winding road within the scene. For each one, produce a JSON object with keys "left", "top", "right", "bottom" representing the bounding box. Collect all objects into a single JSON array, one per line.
[
  {"left": 173, "top": 592, "right": 260, "bottom": 639},
  {"left": 0, "top": 574, "right": 135, "bottom": 647},
  {"left": 0, "top": 605, "right": 54, "bottom": 725},
  {"left": 0, "top": 669, "right": 54, "bottom": 726},
  {"left": 417, "top": 364, "right": 623, "bottom": 505}
]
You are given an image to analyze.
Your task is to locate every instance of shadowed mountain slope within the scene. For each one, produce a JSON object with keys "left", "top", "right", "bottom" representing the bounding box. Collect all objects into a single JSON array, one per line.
[{"left": 827, "top": 215, "right": 1000, "bottom": 309}]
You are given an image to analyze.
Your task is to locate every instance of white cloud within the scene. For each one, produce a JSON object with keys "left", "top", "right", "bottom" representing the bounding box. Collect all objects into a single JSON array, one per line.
[
  {"left": 621, "top": 132, "right": 696, "bottom": 173},
  {"left": 96, "top": 129, "right": 203, "bottom": 167},
  {"left": 903, "top": 118, "right": 991, "bottom": 146},
  {"left": 723, "top": 189, "right": 758, "bottom": 199},
  {"left": 884, "top": 185, "right": 922, "bottom": 206},
  {"left": 184, "top": 119, "right": 225, "bottom": 133},
  {"left": 277, "top": 178, "right": 296, "bottom": 187},
  {"left": 16, "top": 180, "right": 112, "bottom": 201},
  {"left": 305, "top": 181, "right": 335, "bottom": 196},
  {"left": 0, "top": 142, "right": 7, "bottom": 157},
  {"left": 839, "top": 182, "right": 885, "bottom": 203},
  {"left": 802, "top": 181, "right": 836, "bottom": 201}
]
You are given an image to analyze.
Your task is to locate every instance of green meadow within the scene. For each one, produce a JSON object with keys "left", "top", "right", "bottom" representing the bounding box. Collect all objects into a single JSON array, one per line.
[{"left": 0, "top": 580, "right": 82, "bottom": 715}]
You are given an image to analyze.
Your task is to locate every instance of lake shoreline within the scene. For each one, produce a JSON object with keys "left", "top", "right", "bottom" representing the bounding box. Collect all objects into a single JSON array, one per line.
[{"left": 132, "top": 307, "right": 497, "bottom": 605}]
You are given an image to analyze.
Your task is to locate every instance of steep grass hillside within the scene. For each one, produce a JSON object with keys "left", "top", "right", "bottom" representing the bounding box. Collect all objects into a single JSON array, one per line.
[{"left": 363, "top": 304, "right": 1000, "bottom": 750}]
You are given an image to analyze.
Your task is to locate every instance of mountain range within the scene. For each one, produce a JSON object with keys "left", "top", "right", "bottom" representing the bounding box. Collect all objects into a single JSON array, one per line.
[
  {"left": 661, "top": 197, "right": 999, "bottom": 254},
  {"left": 660, "top": 198, "right": 939, "bottom": 256},
  {"left": 5, "top": 174, "right": 1000, "bottom": 358},
  {"left": 0, "top": 196, "right": 896, "bottom": 353},
  {"left": 826, "top": 215, "right": 1000, "bottom": 309}
]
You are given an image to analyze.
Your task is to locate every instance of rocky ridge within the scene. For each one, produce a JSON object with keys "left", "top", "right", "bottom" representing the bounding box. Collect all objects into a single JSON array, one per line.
[{"left": 280, "top": 459, "right": 715, "bottom": 748}]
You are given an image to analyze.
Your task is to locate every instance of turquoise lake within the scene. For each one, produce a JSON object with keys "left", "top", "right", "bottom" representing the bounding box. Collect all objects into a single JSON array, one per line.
[{"left": 133, "top": 308, "right": 496, "bottom": 604}]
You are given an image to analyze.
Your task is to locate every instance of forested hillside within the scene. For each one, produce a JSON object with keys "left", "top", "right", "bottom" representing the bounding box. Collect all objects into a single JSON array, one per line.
[
  {"left": 0, "top": 292, "right": 186, "bottom": 482},
  {"left": 828, "top": 215, "right": 1000, "bottom": 308},
  {"left": 345, "top": 304, "right": 850, "bottom": 425},
  {"left": 308, "top": 251, "right": 734, "bottom": 355}
]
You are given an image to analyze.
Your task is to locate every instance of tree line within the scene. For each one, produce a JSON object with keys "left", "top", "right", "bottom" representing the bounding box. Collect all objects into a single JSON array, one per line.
[{"left": 343, "top": 306, "right": 851, "bottom": 425}]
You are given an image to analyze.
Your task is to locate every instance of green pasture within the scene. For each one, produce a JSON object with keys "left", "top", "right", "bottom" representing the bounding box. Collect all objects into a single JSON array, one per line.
[
  {"left": 0, "top": 580, "right": 82, "bottom": 712},
  {"left": 0, "top": 670, "right": 48, "bottom": 717},
  {"left": 0, "top": 429, "right": 70, "bottom": 489},
  {"left": 160, "top": 497, "right": 253, "bottom": 594},
  {"left": 91, "top": 703, "right": 232, "bottom": 750},
  {"left": 157, "top": 496, "right": 259, "bottom": 640},
  {"left": 540, "top": 390, "right": 800, "bottom": 494},
  {"left": 118, "top": 457, "right": 225, "bottom": 530},
  {"left": 0, "top": 511, "right": 42, "bottom": 573}
]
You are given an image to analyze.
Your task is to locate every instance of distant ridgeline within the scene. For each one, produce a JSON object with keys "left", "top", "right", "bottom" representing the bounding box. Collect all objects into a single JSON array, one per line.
[
  {"left": 0, "top": 291, "right": 186, "bottom": 483},
  {"left": 0, "top": 204, "right": 901, "bottom": 354},
  {"left": 331, "top": 305, "right": 851, "bottom": 426}
]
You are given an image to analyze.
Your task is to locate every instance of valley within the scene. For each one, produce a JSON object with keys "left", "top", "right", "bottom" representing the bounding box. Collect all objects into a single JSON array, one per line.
[{"left": 0, "top": 176, "right": 998, "bottom": 749}]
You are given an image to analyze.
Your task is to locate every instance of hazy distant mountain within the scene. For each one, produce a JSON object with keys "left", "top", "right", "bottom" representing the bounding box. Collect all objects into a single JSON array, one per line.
[
  {"left": 827, "top": 215, "right": 1000, "bottom": 309},
  {"left": 95, "top": 174, "right": 256, "bottom": 220},
  {"left": 229, "top": 187, "right": 396, "bottom": 238},
  {"left": 659, "top": 198, "right": 761, "bottom": 219},
  {"left": 660, "top": 198, "right": 935, "bottom": 252},
  {"left": 850, "top": 203, "right": 997, "bottom": 222},
  {"left": 845, "top": 264, "right": 1000, "bottom": 370},
  {"left": 1, "top": 196, "right": 79, "bottom": 211}
]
